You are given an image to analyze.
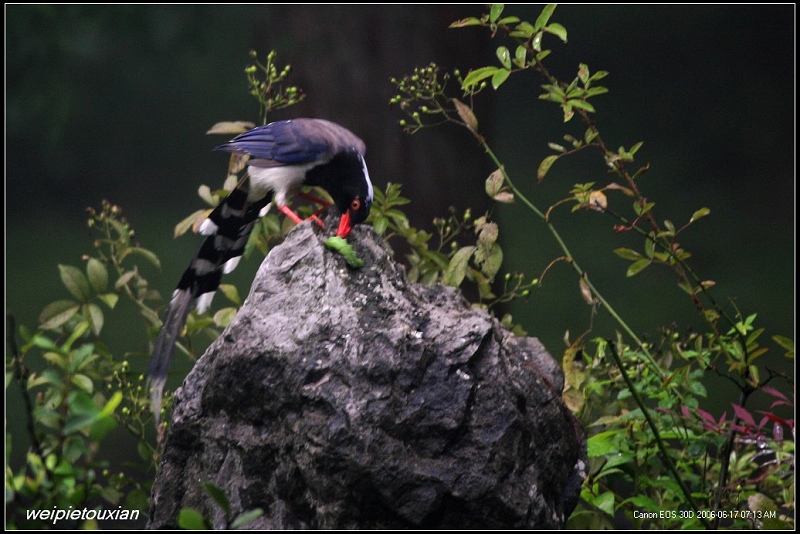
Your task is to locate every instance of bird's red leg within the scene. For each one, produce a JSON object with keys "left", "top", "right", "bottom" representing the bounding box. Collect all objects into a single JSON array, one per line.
[
  {"left": 297, "top": 192, "right": 332, "bottom": 227},
  {"left": 278, "top": 205, "right": 325, "bottom": 229}
]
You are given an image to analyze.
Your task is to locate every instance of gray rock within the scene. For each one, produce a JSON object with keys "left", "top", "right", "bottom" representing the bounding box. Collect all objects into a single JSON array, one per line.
[{"left": 148, "top": 222, "right": 586, "bottom": 529}]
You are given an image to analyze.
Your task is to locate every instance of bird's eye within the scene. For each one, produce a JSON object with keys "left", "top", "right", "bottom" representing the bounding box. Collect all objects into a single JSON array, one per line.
[{"left": 350, "top": 198, "right": 362, "bottom": 211}]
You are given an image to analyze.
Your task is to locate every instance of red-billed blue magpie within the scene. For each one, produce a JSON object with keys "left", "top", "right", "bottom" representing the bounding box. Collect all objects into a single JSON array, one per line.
[{"left": 149, "top": 118, "right": 373, "bottom": 423}]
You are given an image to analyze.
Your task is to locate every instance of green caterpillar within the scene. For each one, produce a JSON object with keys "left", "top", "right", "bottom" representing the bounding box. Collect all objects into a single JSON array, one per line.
[{"left": 325, "top": 236, "right": 365, "bottom": 268}]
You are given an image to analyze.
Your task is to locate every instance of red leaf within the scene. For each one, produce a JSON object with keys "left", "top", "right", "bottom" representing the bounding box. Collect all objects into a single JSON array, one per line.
[
  {"left": 758, "top": 411, "right": 793, "bottom": 427},
  {"left": 697, "top": 407, "right": 717, "bottom": 424},
  {"left": 732, "top": 404, "right": 756, "bottom": 427},
  {"left": 761, "top": 386, "right": 789, "bottom": 402}
]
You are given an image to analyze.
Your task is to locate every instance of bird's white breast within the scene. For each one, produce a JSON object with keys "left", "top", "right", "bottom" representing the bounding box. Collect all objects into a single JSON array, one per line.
[{"left": 247, "top": 162, "right": 318, "bottom": 207}]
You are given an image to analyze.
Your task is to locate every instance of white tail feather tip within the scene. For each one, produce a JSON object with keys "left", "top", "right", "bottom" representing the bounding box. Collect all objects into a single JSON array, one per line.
[{"left": 196, "top": 291, "right": 216, "bottom": 314}]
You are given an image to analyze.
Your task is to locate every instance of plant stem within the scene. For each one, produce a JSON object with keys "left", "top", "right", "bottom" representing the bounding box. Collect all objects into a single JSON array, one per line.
[
  {"left": 481, "top": 143, "right": 664, "bottom": 377},
  {"left": 607, "top": 341, "right": 710, "bottom": 527}
]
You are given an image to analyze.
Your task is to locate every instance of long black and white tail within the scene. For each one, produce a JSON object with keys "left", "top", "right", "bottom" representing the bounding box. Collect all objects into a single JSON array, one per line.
[{"left": 149, "top": 177, "right": 271, "bottom": 425}]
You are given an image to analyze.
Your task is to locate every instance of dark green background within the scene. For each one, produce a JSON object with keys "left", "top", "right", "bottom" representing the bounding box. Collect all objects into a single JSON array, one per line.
[{"left": 6, "top": 4, "right": 794, "bottom": 522}]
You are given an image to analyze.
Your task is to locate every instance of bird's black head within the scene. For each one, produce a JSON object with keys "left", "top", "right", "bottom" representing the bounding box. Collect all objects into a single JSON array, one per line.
[{"left": 305, "top": 148, "right": 373, "bottom": 238}]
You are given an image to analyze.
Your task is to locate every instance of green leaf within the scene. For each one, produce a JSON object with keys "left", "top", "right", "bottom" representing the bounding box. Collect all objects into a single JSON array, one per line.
[
  {"left": 568, "top": 99, "right": 595, "bottom": 113},
  {"left": 510, "top": 21, "right": 535, "bottom": 39},
  {"left": 373, "top": 215, "right": 389, "bottom": 235},
  {"left": 213, "top": 307, "right": 238, "bottom": 328},
  {"left": 585, "top": 86, "right": 609, "bottom": 98},
  {"left": 59, "top": 264, "right": 92, "bottom": 302},
  {"left": 86, "top": 258, "right": 108, "bottom": 293},
  {"left": 544, "top": 22, "right": 567, "bottom": 42},
  {"left": 496, "top": 46, "right": 511, "bottom": 69},
  {"left": 577, "top": 63, "right": 589, "bottom": 85},
  {"left": 115, "top": 270, "right": 137, "bottom": 291},
  {"left": 537, "top": 155, "right": 559, "bottom": 182},
  {"left": 624, "top": 495, "right": 660, "bottom": 512},
  {"left": 562, "top": 104, "right": 574, "bottom": 122},
  {"left": 514, "top": 45, "right": 527, "bottom": 67},
  {"left": 586, "top": 430, "right": 619, "bottom": 457},
  {"left": 198, "top": 184, "right": 216, "bottom": 206},
  {"left": 497, "top": 16, "right": 520, "bottom": 25},
  {"left": 178, "top": 508, "right": 209, "bottom": 530},
  {"left": 644, "top": 236, "right": 656, "bottom": 259},
  {"left": 231, "top": 509, "right": 265, "bottom": 529},
  {"left": 126, "top": 247, "right": 161, "bottom": 269},
  {"left": 99, "top": 391, "right": 123, "bottom": 418},
  {"left": 491, "top": 68, "right": 510, "bottom": 89},
  {"left": 594, "top": 491, "right": 616, "bottom": 517},
  {"left": 71, "top": 373, "right": 94, "bottom": 394},
  {"left": 85, "top": 303, "right": 104, "bottom": 336},
  {"left": 97, "top": 293, "right": 119, "bottom": 309},
  {"left": 43, "top": 351, "right": 67, "bottom": 369},
  {"left": 534, "top": 4, "right": 557, "bottom": 30},
  {"left": 64, "top": 413, "right": 97, "bottom": 435},
  {"left": 489, "top": 3, "right": 504, "bottom": 24},
  {"left": 443, "top": 246, "right": 476, "bottom": 287},
  {"left": 449, "top": 17, "right": 482, "bottom": 28},
  {"left": 461, "top": 66, "right": 500, "bottom": 90},
  {"left": 690, "top": 207, "right": 710, "bottom": 223},
  {"left": 613, "top": 248, "right": 642, "bottom": 261},
  {"left": 626, "top": 259, "right": 651, "bottom": 277},
  {"left": 481, "top": 244, "right": 503, "bottom": 279},
  {"left": 203, "top": 482, "right": 232, "bottom": 518},
  {"left": 218, "top": 284, "right": 241, "bottom": 306},
  {"left": 39, "top": 300, "right": 80, "bottom": 330},
  {"left": 175, "top": 210, "right": 206, "bottom": 238}
]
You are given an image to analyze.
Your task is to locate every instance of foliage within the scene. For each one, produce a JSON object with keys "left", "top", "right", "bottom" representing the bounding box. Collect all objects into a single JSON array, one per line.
[
  {"left": 5, "top": 51, "right": 303, "bottom": 530},
  {"left": 6, "top": 9, "right": 794, "bottom": 529},
  {"left": 6, "top": 201, "right": 159, "bottom": 528},
  {"left": 388, "top": 3, "right": 794, "bottom": 529}
]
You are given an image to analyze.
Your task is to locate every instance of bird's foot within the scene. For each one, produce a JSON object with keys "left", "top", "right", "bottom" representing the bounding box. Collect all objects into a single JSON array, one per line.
[{"left": 278, "top": 205, "right": 325, "bottom": 229}]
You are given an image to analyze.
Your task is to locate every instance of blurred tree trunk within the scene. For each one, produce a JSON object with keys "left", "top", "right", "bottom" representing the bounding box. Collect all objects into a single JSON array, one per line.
[{"left": 253, "top": 5, "right": 495, "bottom": 226}]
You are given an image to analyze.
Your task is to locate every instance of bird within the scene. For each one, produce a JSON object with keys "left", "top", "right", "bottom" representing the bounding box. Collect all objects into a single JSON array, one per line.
[{"left": 148, "top": 118, "right": 373, "bottom": 425}]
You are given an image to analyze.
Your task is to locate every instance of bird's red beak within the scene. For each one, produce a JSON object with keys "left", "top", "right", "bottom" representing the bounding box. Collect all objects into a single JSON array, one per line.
[{"left": 335, "top": 210, "right": 353, "bottom": 238}]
